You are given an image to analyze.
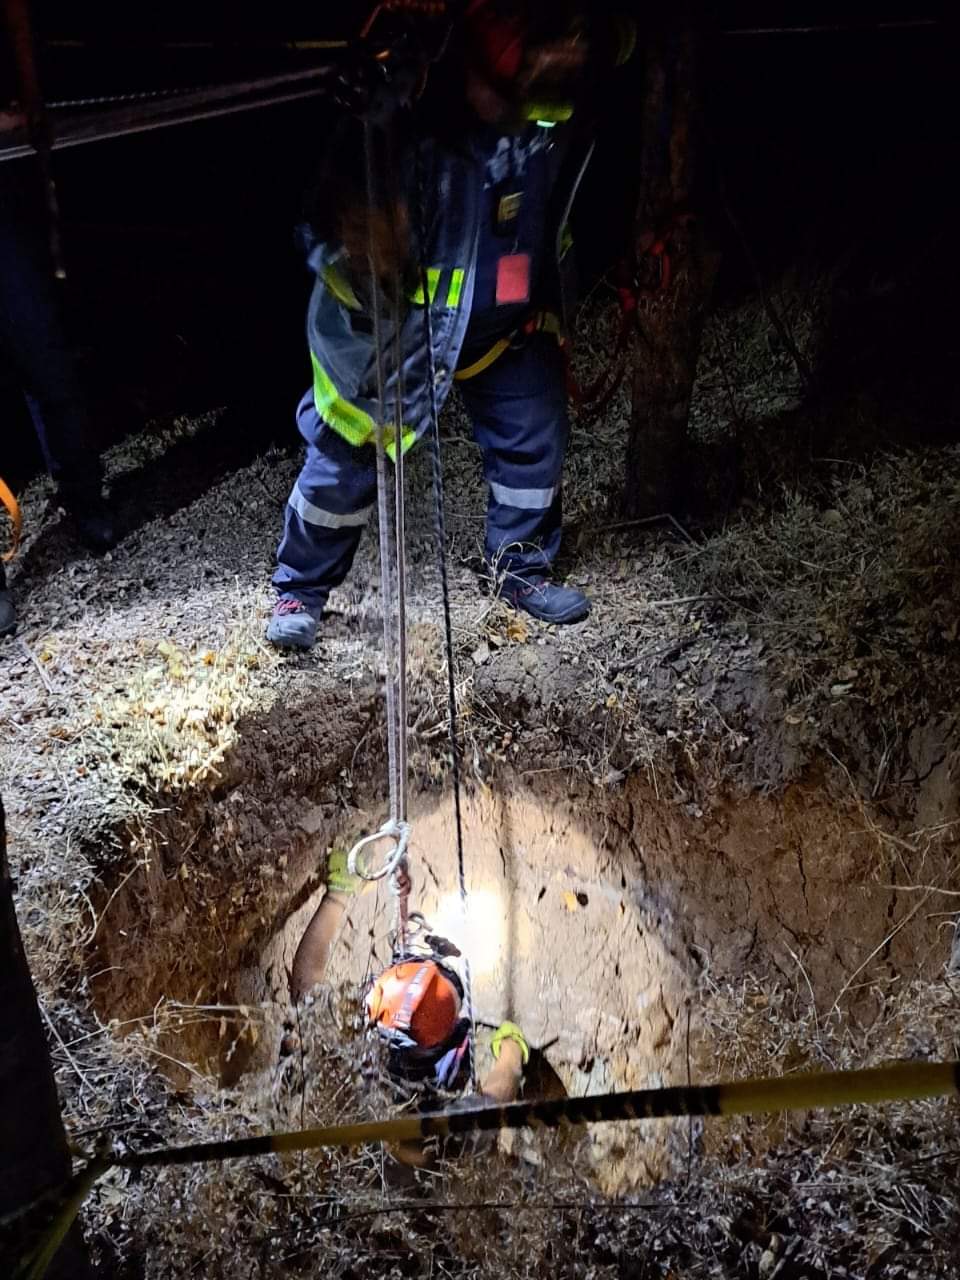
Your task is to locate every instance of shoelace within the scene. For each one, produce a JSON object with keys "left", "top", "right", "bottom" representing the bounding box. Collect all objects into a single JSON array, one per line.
[
  {"left": 275, "top": 597, "right": 306, "bottom": 616},
  {"left": 510, "top": 577, "right": 547, "bottom": 599}
]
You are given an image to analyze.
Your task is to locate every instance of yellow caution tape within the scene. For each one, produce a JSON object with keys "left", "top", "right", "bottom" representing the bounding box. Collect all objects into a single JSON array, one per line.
[
  {"left": 118, "top": 1060, "right": 958, "bottom": 1170},
  {"left": 17, "top": 1060, "right": 960, "bottom": 1280}
]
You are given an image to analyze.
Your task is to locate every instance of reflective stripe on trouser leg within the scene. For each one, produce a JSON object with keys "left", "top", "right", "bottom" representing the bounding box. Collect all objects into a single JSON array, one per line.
[
  {"left": 272, "top": 391, "right": 378, "bottom": 607},
  {"left": 457, "top": 335, "right": 569, "bottom": 579}
]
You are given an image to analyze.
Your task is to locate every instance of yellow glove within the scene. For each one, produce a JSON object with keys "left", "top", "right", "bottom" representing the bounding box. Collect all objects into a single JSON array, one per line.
[
  {"left": 326, "top": 847, "right": 363, "bottom": 896},
  {"left": 491, "top": 1021, "right": 530, "bottom": 1066}
]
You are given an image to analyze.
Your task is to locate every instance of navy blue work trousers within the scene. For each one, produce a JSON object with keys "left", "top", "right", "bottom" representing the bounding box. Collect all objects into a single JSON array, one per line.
[
  {"left": 0, "top": 184, "right": 100, "bottom": 497},
  {"left": 273, "top": 334, "right": 570, "bottom": 608}
]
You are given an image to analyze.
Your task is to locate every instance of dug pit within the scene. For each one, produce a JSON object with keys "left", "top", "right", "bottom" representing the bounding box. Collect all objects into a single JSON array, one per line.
[{"left": 86, "top": 758, "right": 953, "bottom": 1195}]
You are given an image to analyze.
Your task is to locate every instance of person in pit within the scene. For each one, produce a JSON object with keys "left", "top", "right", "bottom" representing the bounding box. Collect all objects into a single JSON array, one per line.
[{"left": 288, "top": 846, "right": 529, "bottom": 1165}]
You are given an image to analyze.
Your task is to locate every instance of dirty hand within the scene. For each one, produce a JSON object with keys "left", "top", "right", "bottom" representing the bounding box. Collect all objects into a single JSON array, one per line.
[{"left": 491, "top": 1020, "right": 530, "bottom": 1066}]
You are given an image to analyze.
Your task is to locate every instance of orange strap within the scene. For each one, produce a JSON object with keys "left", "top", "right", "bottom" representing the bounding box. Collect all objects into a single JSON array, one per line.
[
  {"left": 0, "top": 475, "right": 22, "bottom": 563},
  {"left": 394, "top": 960, "right": 437, "bottom": 1034}
]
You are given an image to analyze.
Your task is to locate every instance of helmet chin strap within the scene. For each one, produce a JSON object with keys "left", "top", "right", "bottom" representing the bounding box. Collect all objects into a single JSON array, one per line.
[{"left": 366, "top": 953, "right": 472, "bottom": 1089}]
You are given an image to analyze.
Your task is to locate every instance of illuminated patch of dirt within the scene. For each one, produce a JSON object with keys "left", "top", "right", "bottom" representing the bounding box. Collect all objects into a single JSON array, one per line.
[
  {"left": 87, "top": 743, "right": 953, "bottom": 1198},
  {"left": 264, "top": 787, "right": 695, "bottom": 1191}
]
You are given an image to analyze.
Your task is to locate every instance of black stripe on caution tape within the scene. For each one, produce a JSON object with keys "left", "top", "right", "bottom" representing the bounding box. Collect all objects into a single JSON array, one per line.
[
  {"left": 118, "top": 1060, "right": 959, "bottom": 1172},
  {"left": 17, "top": 1061, "right": 960, "bottom": 1280}
]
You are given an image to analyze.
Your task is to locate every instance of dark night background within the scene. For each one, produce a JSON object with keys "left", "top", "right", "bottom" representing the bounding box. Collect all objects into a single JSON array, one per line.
[{"left": 2, "top": 2, "right": 957, "bottom": 493}]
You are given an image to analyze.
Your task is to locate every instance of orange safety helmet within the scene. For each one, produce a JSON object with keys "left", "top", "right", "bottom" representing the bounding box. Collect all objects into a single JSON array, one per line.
[{"left": 365, "top": 958, "right": 463, "bottom": 1051}]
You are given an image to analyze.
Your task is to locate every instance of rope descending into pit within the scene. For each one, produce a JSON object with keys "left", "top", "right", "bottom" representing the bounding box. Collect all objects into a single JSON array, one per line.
[
  {"left": 346, "top": 121, "right": 476, "bottom": 1090},
  {"left": 347, "top": 118, "right": 413, "bottom": 954},
  {"left": 413, "top": 136, "right": 477, "bottom": 1090}
]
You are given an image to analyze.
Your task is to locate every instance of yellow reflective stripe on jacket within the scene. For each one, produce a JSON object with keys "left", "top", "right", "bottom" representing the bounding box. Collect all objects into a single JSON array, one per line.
[
  {"left": 446, "top": 268, "right": 465, "bottom": 308},
  {"left": 311, "top": 351, "right": 374, "bottom": 446},
  {"left": 410, "top": 266, "right": 468, "bottom": 307},
  {"left": 322, "top": 265, "right": 361, "bottom": 310},
  {"left": 411, "top": 267, "right": 441, "bottom": 306},
  {"left": 311, "top": 351, "right": 416, "bottom": 459}
]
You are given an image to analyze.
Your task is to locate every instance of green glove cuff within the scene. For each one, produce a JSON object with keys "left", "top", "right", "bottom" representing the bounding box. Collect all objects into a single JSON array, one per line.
[
  {"left": 491, "top": 1021, "right": 530, "bottom": 1066},
  {"left": 326, "top": 847, "right": 362, "bottom": 896}
]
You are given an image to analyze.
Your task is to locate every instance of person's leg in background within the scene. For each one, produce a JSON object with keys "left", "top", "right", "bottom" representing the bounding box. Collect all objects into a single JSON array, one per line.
[
  {"left": 0, "top": 562, "right": 13, "bottom": 637},
  {"left": 0, "top": 181, "right": 115, "bottom": 553},
  {"left": 458, "top": 333, "right": 590, "bottom": 624},
  {"left": 268, "top": 391, "right": 378, "bottom": 649}
]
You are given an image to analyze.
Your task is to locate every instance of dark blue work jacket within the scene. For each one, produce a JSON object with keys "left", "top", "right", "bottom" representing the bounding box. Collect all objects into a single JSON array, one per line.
[{"left": 302, "top": 121, "right": 593, "bottom": 458}]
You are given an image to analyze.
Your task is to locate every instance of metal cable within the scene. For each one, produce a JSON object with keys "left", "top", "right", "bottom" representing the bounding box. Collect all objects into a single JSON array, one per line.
[
  {"left": 363, "top": 118, "right": 410, "bottom": 955},
  {"left": 46, "top": 64, "right": 339, "bottom": 111},
  {"left": 47, "top": 85, "right": 208, "bottom": 109},
  {"left": 412, "top": 137, "right": 477, "bottom": 1090},
  {"left": 364, "top": 121, "right": 401, "bottom": 826},
  {"left": 391, "top": 271, "right": 409, "bottom": 829},
  {"left": 391, "top": 240, "right": 411, "bottom": 951}
]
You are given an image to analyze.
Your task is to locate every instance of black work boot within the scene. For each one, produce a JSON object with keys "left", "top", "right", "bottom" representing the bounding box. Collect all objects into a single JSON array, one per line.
[
  {"left": 0, "top": 566, "right": 15, "bottom": 638},
  {"left": 61, "top": 487, "right": 117, "bottom": 554},
  {"left": 499, "top": 573, "right": 591, "bottom": 625}
]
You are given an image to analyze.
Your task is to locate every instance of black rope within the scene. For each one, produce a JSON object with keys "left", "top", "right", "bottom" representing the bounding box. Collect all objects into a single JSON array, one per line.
[{"left": 412, "top": 136, "right": 477, "bottom": 1092}]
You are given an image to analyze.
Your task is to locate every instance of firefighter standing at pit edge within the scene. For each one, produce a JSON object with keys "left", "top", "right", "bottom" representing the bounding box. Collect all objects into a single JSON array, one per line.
[
  {"left": 266, "top": 0, "right": 637, "bottom": 650},
  {"left": 288, "top": 848, "right": 531, "bottom": 1165}
]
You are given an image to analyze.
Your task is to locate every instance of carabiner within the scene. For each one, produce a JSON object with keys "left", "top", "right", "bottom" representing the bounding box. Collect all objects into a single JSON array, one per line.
[{"left": 347, "top": 818, "right": 411, "bottom": 881}]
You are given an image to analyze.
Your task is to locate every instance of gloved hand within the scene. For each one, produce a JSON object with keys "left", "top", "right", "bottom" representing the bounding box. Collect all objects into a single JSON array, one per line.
[
  {"left": 491, "top": 1020, "right": 530, "bottom": 1066},
  {"left": 326, "top": 847, "right": 364, "bottom": 896}
]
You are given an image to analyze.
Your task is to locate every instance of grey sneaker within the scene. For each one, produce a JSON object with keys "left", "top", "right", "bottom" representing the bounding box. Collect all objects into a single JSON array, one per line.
[
  {"left": 0, "top": 580, "right": 15, "bottom": 638},
  {"left": 500, "top": 574, "right": 591, "bottom": 625},
  {"left": 266, "top": 596, "right": 323, "bottom": 649}
]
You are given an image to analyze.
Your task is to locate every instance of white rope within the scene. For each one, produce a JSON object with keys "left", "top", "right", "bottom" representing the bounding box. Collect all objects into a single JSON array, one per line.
[
  {"left": 413, "top": 139, "right": 478, "bottom": 1090},
  {"left": 345, "top": 119, "right": 411, "bottom": 954}
]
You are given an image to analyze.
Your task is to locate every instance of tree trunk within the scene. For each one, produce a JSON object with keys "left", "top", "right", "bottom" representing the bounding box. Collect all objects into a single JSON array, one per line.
[
  {"left": 0, "top": 794, "right": 93, "bottom": 1277},
  {"left": 624, "top": 6, "right": 719, "bottom": 518}
]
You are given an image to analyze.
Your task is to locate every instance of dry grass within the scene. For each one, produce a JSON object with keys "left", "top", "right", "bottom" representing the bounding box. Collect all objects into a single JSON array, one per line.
[
  {"left": 4, "top": 271, "right": 960, "bottom": 1278},
  {"left": 90, "top": 600, "right": 282, "bottom": 792},
  {"left": 674, "top": 448, "right": 960, "bottom": 735},
  {"left": 50, "top": 960, "right": 959, "bottom": 1279},
  {"left": 693, "top": 972, "right": 960, "bottom": 1279}
]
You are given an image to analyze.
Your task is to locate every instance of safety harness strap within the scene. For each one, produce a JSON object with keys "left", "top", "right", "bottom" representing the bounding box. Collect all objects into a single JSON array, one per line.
[
  {"left": 453, "top": 309, "right": 563, "bottom": 382},
  {"left": 0, "top": 474, "right": 22, "bottom": 563},
  {"left": 453, "top": 336, "right": 512, "bottom": 382},
  {"left": 394, "top": 960, "right": 437, "bottom": 1034}
]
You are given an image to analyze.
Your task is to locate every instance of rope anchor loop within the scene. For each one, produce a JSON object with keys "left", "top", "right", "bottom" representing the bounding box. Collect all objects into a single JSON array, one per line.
[{"left": 348, "top": 819, "right": 411, "bottom": 881}]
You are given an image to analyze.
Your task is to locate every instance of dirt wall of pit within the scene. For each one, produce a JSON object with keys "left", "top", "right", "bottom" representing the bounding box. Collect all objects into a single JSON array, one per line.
[{"left": 85, "top": 671, "right": 957, "bottom": 1191}]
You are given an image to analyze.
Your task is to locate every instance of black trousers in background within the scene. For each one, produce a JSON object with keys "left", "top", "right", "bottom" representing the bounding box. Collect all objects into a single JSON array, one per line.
[{"left": 0, "top": 175, "right": 101, "bottom": 501}]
